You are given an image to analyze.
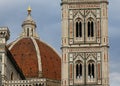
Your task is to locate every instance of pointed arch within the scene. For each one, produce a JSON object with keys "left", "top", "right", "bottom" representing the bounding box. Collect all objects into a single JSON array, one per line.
[
  {"left": 87, "top": 60, "right": 95, "bottom": 79},
  {"left": 75, "top": 18, "right": 83, "bottom": 38},
  {"left": 75, "top": 60, "right": 83, "bottom": 79},
  {"left": 87, "top": 18, "right": 94, "bottom": 37}
]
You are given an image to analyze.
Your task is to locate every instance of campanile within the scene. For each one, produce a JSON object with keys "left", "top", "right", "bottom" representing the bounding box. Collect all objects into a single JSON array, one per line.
[{"left": 61, "top": 0, "right": 109, "bottom": 86}]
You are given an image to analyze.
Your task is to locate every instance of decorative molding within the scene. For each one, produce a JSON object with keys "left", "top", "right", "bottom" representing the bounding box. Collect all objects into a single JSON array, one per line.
[
  {"left": 31, "top": 37, "right": 42, "bottom": 77},
  {"left": 69, "top": 4, "right": 100, "bottom": 9}
]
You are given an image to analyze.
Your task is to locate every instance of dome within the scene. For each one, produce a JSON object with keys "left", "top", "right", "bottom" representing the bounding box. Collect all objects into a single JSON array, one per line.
[
  {"left": 8, "top": 7, "right": 61, "bottom": 80},
  {"left": 8, "top": 37, "right": 61, "bottom": 80}
]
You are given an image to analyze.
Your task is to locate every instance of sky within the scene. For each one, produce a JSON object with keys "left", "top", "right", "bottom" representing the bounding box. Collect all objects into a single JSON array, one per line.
[{"left": 0, "top": 0, "right": 120, "bottom": 85}]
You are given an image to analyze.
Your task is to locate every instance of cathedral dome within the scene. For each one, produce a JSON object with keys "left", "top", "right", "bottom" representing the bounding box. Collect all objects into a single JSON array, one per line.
[
  {"left": 8, "top": 37, "right": 61, "bottom": 80},
  {"left": 7, "top": 7, "right": 61, "bottom": 80}
]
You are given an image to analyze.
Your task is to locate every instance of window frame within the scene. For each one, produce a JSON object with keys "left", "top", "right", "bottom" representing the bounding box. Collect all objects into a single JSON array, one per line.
[
  {"left": 75, "top": 60, "right": 83, "bottom": 79},
  {"left": 87, "top": 19, "right": 94, "bottom": 37},
  {"left": 75, "top": 18, "right": 83, "bottom": 38},
  {"left": 87, "top": 60, "right": 95, "bottom": 79}
]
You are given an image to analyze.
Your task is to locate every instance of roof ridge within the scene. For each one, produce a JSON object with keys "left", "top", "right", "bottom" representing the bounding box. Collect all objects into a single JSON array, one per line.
[
  {"left": 8, "top": 37, "right": 23, "bottom": 50},
  {"left": 35, "top": 38, "right": 61, "bottom": 59},
  {"left": 30, "top": 37, "right": 43, "bottom": 78}
]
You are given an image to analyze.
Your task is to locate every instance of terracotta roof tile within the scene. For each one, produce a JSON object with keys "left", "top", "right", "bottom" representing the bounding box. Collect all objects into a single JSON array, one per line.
[
  {"left": 9, "top": 38, "right": 38, "bottom": 78},
  {"left": 35, "top": 39, "right": 61, "bottom": 80},
  {"left": 9, "top": 38, "right": 61, "bottom": 80}
]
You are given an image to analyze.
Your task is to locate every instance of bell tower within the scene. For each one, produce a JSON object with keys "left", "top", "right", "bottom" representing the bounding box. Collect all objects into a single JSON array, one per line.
[{"left": 61, "top": 0, "right": 109, "bottom": 86}]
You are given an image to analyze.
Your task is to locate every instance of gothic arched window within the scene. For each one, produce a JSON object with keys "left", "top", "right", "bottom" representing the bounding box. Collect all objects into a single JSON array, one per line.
[
  {"left": 75, "top": 19, "right": 82, "bottom": 37},
  {"left": 76, "top": 60, "right": 82, "bottom": 79},
  {"left": 87, "top": 19, "right": 94, "bottom": 37},
  {"left": 88, "top": 61, "right": 95, "bottom": 78}
]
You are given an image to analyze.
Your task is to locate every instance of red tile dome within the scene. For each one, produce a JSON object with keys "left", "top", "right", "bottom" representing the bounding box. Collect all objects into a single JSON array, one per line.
[{"left": 8, "top": 37, "right": 61, "bottom": 80}]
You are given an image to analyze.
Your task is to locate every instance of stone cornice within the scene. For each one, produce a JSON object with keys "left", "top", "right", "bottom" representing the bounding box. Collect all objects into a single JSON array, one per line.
[{"left": 61, "top": 0, "right": 108, "bottom": 6}]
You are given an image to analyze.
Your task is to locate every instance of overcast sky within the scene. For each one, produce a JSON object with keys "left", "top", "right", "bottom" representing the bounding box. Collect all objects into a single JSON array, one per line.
[{"left": 0, "top": 0, "right": 120, "bottom": 86}]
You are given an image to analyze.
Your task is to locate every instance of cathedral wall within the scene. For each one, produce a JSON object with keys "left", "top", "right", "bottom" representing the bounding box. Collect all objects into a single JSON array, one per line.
[
  {"left": 46, "top": 79, "right": 61, "bottom": 86},
  {"left": 2, "top": 53, "right": 22, "bottom": 81}
]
